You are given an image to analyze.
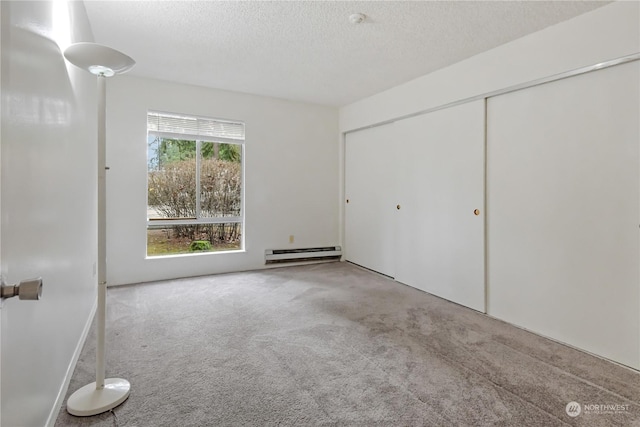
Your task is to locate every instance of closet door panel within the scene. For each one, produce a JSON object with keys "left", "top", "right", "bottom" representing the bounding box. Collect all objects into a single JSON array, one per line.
[
  {"left": 345, "top": 124, "right": 396, "bottom": 277},
  {"left": 487, "top": 62, "right": 640, "bottom": 368},
  {"left": 395, "top": 100, "right": 485, "bottom": 311}
]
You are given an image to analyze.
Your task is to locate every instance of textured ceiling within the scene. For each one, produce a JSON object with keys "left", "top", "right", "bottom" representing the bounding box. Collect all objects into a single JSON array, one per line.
[{"left": 84, "top": 1, "right": 610, "bottom": 107}]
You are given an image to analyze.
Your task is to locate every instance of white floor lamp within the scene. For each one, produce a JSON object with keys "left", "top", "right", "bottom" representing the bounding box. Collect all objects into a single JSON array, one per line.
[{"left": 63, "top": 42, "right": 135, "bottom": 417}]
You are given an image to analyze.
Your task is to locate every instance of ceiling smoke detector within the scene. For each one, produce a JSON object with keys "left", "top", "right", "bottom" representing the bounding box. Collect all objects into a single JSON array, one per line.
[{"left": 349, "top": 13, "right": 366, "bottom": 24}]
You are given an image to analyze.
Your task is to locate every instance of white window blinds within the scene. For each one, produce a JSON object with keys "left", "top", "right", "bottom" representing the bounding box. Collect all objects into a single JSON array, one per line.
[{"left": 147, "top": 111, "right": 244, "bottom": 142}]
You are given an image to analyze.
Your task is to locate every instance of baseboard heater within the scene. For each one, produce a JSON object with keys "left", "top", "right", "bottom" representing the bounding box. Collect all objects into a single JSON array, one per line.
[{"left": 265, "top": 246, "right": 342, "bottom": 264}]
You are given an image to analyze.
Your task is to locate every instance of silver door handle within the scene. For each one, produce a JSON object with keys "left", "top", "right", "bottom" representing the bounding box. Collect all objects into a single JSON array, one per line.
[{"left": 1, "top": 278, "right": 43, "bottom": 300}]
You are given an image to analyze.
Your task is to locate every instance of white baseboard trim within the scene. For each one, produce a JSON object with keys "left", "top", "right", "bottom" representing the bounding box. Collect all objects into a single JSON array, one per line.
[{"left": 45, "top": 300, "right": 97, "bottom": 427}]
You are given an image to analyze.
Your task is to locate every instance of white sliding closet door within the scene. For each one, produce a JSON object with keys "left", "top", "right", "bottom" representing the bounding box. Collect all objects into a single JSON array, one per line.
[
  {"left": 345, "top": 124, "right": 396, "bottom": 277},
  {"left": 487, "top": 62, "right": 640, "bottom": 369},
  {"left": 395, "top": 101, "right": 485, "bottom": 312}
]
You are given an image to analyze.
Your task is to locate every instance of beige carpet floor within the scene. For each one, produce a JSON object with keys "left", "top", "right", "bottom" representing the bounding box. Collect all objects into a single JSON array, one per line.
[{"left": 55, "top": 262, "right": 640, "bottom": 426}]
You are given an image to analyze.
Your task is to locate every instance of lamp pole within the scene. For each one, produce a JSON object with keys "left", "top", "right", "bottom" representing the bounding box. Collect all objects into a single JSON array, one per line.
[{"left": 96, "top": 73, "right": 107, "bottom": 391}]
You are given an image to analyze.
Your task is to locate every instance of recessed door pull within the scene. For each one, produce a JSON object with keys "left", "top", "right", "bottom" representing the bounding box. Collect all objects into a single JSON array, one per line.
[{"left": 1, "top": 277, "right": 43, "bottom": 300}]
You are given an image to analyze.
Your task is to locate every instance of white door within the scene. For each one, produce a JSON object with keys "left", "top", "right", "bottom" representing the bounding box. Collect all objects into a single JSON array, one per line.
[
  {"left": 1, "top": 2, "right": 98, "bottom": 424},
  {"left": 487, "top": 61, "right": 640, "bottom": 369},
  {"left": 345, "top": 124, "right": 397, "bottom": 277},
  {"left": 394, "top": 100, "right": 486, "bottom": 312}
]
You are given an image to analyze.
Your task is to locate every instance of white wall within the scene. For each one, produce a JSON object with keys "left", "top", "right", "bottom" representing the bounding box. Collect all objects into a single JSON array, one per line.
[
  {"left": 1, "top": 1, "right": 97, "bottom": 426},
  {"left": 340, "top": 1, "right": 639, "bottom": 132},
  {"left": 107, "top": 76, "right": 339, "bottom": 285}
]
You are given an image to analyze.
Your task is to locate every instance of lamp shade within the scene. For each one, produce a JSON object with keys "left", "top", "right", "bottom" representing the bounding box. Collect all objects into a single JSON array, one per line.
[{"left": 64, "top": 42, "right": 135, "bottom": 76}]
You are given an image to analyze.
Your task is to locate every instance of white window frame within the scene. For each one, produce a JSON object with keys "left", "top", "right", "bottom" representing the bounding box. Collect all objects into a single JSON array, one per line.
[{"left": 146, "top": 111, "right": 245, "bottom": 246}]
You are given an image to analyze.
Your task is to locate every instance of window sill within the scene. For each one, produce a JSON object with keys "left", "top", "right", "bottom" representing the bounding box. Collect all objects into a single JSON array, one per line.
[{"left": 145, "top": 248, "right": 246, "bottom": 260}]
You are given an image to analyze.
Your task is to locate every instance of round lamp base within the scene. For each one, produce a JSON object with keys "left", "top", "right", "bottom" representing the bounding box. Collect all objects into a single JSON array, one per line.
[{"left": 67, "top": 378, "right": 130, "bottom": 417}]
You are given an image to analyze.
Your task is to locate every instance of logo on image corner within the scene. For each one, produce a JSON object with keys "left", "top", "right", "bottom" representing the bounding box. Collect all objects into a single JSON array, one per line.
[{"left": 566, "top": 401, "right": 582, "bottom": 417}]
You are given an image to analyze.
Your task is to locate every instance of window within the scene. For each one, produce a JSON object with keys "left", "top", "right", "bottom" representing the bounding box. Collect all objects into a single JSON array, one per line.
[{"left": 146, "top": 111, "right": 244, "bottom": 256}]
